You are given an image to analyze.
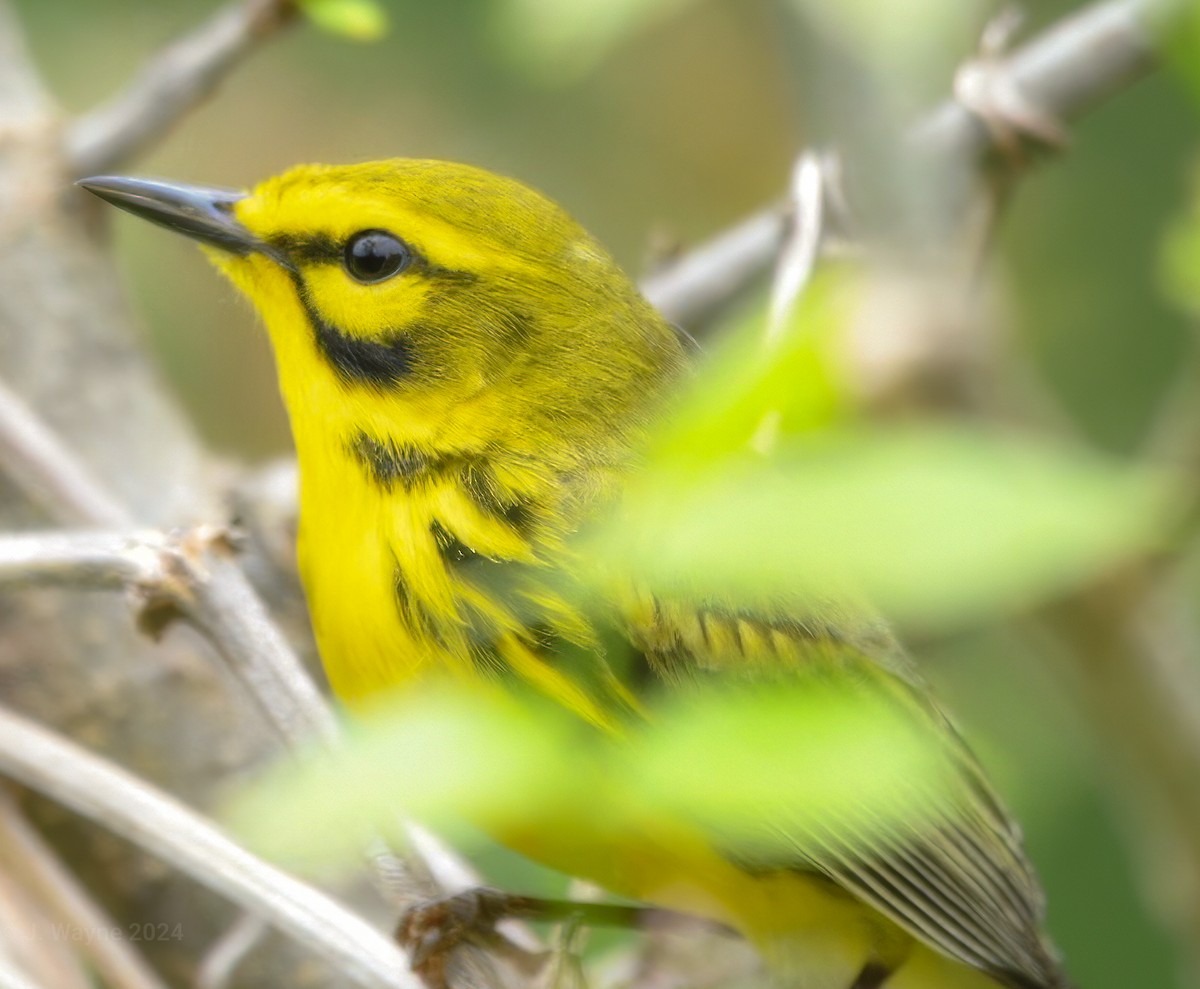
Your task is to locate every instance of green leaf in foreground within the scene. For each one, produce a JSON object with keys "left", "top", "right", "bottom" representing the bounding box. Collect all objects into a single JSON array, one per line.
[
  {"left": 629, "top": 680, "right": 951, "bottom": 851},
  {"left": 1159, "top": 0, "right": 1200, "bottom": 110},
  {"left": 228, "top": 686, "right": 572, "bottom": 872},
  {"left": 592, "top": 427, "right": 1173, "bottom": 628},
  {"left": 1162, "top": 162, "right": 1200, "bottom": 314},
  {"left": 651, "top": 272, "right": 851, "bottom": 466},
  {"left": 227, "top": 681, "right": 951, "bottom": 875},
  {"left": 300, "top": 0, "right": 387, "bottom": 41}
]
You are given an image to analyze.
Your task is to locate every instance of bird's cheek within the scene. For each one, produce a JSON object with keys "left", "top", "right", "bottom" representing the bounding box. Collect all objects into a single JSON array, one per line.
[{"left": 205, "top": 249, "right": 289, "bottom": 308}]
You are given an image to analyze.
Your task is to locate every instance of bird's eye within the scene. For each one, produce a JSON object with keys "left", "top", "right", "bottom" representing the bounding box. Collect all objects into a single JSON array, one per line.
[{"left": 344, "top": 230, "right": 411, "bottom": 283}]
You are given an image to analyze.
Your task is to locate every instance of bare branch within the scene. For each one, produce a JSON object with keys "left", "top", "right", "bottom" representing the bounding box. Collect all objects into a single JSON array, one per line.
[
  {"left": 175, "top": 532, "right": 341, "bottom": 746},
  {"left": 0, "top": 527, "right": 333, "bottom": 746},
  {"left": 764, "top": 152, "right": 828, "bottom": 348},
  {"left": 196, "top": 914, "right": 269, "bottom": 989},
  {"left": 0, "top": 704, "right": 419, "bottom": 989},
  {"left": 914, "top": 0, "right": 1161, "bottom": 158},
  {"left": 0, "top": 380, "right": 132, "bottom": 528},
  {"left": 0, "top": 0, "right": 51, "bottom": 122},
  {"left": 750, "top": 150, "right": 832, "bottom": 456},
  {"left": 0, "top": 956, "right": 49, "bottom": 989},
  {"left": 0, "top": 862, "right": 90, "bottom": 989},
  {"left": 0, "top": 377, "right": 331, "bottom": 749},
  {"left": 65, "top": 0, "right": 299, "bottom": 177},
  {"left": 643, "top": 0, "right": 1166, "bottom": 327},
  {"left": 642, "top": 207, "right": 786, "bottom": 329},
  {"left": 0, "top": 791, "right": 170, "bottom": 989}
]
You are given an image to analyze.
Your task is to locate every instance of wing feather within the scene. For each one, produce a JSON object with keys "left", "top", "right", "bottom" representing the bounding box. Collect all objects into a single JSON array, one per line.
[{"left": 625, "top": 597, "right": 1066, "bottom": 989}]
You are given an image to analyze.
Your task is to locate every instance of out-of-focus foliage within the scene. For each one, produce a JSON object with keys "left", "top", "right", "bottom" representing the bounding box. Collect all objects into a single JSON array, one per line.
[
  {"left": 1162, "top": 164, "right": 1200, "bottom": 313},
  {"left": 232, "top": 686, "right": 569, "bottom": 870},
  {"left": 1162, "top": 0, "right": 1200, "bottom": 107},
  {"left": 492, "top": 0, "right": 702, "bottom": 81},
  {"left": 600, "top": 426, "right": 1171, "bottom": 628},
  {"left": 299, "top": 0, "right": 387, "bottom": 42},
  {"left": 652, "top": 273, "right": 851, "bottom": 454},
  {"left": 230, "top": 679, "right": 949, "bottom": 877},
  {"left": 630, "top": 679, "right": 950, "bottom": 845},
  {"left": 600, "top": 269, "right": 1173, "bottom": 628}
]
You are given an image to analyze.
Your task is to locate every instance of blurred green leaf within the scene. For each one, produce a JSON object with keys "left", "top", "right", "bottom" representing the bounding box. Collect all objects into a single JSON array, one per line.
[
  {"left": 300, "top": 0, "right": 387, "bottom": 41},
  {"left": 228, "top": 685, "right": 574, "bottom": 871},
  {"left": 653, "top": 271, "right": 852, "bottom": 468},
  {"left": 228, "top": 680, "right": 951, "bottom": 874},
  {"left": 594, "top": 427, "right": 1173, "bottom": 628},
  {"left": 491, "top": 0, "right": 700, "bottom": 82},
  {"left": 631, "top": 680, "right": 950, "bottom": 849},
  {"left": 1162, "top": 162, "right": 1200, "bottom": 313},
  {"left": 1159, "top": 0, "right": 1200, "bottom": 107}
]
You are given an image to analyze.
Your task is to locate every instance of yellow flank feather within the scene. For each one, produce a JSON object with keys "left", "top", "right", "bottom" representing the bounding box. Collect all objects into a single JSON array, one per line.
[{"left": 82, "top": 159, "right": 1073, "bottom": 989}]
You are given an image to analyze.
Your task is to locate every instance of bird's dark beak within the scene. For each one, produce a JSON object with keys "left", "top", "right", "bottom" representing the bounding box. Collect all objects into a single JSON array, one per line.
[{"left": 77, "top": 175, "right": 265, "bottom": 258}]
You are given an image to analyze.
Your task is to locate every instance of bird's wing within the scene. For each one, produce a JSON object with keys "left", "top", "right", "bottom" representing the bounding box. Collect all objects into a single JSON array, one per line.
[{"left": 622, "top": 594, "right": 1065, "bottom": 989}]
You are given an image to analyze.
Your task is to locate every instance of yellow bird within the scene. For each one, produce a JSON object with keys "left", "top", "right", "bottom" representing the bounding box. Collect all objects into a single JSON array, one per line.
[{"left": 81, "top": 161, "right": 1073, "bottom": 989}]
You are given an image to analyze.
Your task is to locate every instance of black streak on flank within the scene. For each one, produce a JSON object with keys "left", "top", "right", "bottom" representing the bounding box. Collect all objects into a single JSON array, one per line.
[
  {"left": 431, "top": 520, "right": 477, "bottom": 565},
  {"left": 849, "top": 963, "right": 893, "bottom": 989},
  {"left": 347, "top": 432, "right": 429, "bottom": 488},
  {"left": 392, "top": 565, "right": 446, "bottom": 647},
  {"left": 458, "top": 461, "right": 536, "bottom": 539}
]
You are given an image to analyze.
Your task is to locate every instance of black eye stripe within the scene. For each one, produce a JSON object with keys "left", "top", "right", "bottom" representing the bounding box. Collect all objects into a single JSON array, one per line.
[
  {"left": 267, "top": 231, "right": 480, "bottom": 289},
  {"left": 268, "top": 231, "right": 412, "bottom": 277},
  {"left": 270, "top": 233, "right": 342, "bottom": 264}
]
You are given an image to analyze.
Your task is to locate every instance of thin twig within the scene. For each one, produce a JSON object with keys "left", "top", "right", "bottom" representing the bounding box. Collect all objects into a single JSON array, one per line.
[
  {"left": 175, "top": 531, "right": 341, "bottom": 746},
  {"left": 643, "top": 0, "right": 1166, "bottom": 327},
  {"left": 0, "top": 865, "right": 90, "bottom": 989},
  {"left": 0, "top": 380, "right": 131, "bottom": 527},
  {"left": 641, "top": 207, "right": 788, "bottom": 329},
  {"left": 0, "top": 957, "right": 48, "bottom": 989},
  {"left": 195, "top": 914, "right": 268, "bottom": 989},
  {"left": 0, "top": 704, "right": 419, "bottom": 989},
  {"left": 0, "top": 526, "right": 334, "bottom": 746},
  {"left": 764, "top": 152, "right": 827, "bottom": 348},
  {"left": 0, "top": 790, "right": 170, "bottom": 989},
  {"left": 65, "top": 0, "right": 299, "bottom": 177},
  {"left": 0, "top": 528, "right": 159, "bottom": 590},
  {"left": 750, "top": 150, "right": 829, "bottom": 456},
  {"left": 0, "top": 0, "right": 50, "bottom": 121}
]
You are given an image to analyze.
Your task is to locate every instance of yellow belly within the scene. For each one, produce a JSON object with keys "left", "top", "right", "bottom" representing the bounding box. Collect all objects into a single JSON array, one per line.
[{"left": 498, "top": 810, "right": 1003, "bottom": 989}]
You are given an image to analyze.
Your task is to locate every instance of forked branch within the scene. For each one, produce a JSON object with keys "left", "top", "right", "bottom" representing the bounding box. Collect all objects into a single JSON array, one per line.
[{"left": 644, "top": 0, "right": 1166, "bottom": 326}]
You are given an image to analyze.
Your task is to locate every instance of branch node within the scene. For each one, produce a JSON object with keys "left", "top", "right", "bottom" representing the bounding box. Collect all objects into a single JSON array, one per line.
[{"left": 953, "top": 6, "right": 1070, "bottom": 165}]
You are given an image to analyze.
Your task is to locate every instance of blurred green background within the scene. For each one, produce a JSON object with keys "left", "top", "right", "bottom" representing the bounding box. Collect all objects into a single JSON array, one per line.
[{"left": 13, "top": 0, "right": 1198, "bottom": 985}]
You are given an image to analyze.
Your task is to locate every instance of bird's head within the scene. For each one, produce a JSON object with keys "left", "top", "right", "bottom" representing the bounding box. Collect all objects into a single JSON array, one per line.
[{"left": 80, "top": 160, "right": 684, "bottom": 461}]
